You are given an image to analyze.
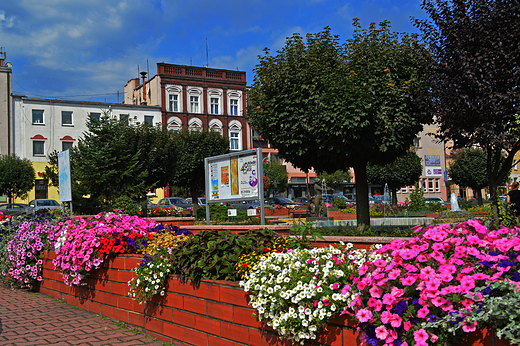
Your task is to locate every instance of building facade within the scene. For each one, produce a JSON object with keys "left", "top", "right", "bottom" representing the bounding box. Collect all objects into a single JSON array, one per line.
[
  {"left": 0, "top": 49, "right": 13, "bottom": 158},
  {"left": 124, "top": 63, "right": 248, "bottom": 152},
  {"left": 11, "top": 95, "right": 162, "bottom": 203}
]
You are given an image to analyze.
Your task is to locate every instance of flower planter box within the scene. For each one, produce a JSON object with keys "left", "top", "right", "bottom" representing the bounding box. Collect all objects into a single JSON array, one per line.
[
  {"left": 263, "top": 207, "right": 290, "bottom": 216},
  {"left": 327, "top": 210, "right": 357, "bottom": 220},
  {"left": 150, "top": 216, "right": 195, "bottom": 226}
]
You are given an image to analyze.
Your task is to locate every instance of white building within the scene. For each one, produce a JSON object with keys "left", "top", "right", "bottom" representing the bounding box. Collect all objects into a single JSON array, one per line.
[{"left": 11, "top": 95, "right": 162, "bottom": 202}]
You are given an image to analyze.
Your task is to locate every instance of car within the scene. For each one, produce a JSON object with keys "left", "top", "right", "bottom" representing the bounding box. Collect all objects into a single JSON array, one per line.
[
  {"left": 322, "top": 194, "right": 348, "bottom": 203},
  {"left": 156, "top": 197, "right": 192, "bottom": 209},
  {"left": 186, "top": 197, "right": 206, "bottom": 206},
  {"left": 266, "top": 197, "right": 303, "bottom": 206},
  {"left": 294, "top": 196, "right": 309, "bottom": 204},
  {"left": 425, "top": 197, "right": 446, "bottom": 206},
  {"left": 0, "top": 203, "right": 28, "bottom": 216},
  {"left": 228, "top": 200, "right": 261, "bottom": 210},
  {"left": 27, "top": 199, "right": 62, "bottom": 213}
]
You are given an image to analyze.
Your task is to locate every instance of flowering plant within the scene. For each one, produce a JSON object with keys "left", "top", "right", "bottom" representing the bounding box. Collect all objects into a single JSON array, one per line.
[
  {"left": 264, "top": 176, "right": 272, "bottom": 190},
  {"left": 3, "top": 213, "right": 57, "bottom": 285},
  {"left": 50, "top": 211, "right": 156, "bottom": 286},
  {"left": 349, "top": 220, "right": 520, "bottom": 346},
  {"left": 240, "top": 244, "right": 374, "bottom": 345},
  {"left": 148, "top": 206, "right": 186, "bottom": 217}
]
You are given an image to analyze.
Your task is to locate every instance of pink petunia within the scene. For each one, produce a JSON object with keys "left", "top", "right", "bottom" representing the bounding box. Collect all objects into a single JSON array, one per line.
[
  {"left": 462, "top": 319, "right": 477, "bottom": 333},
  {"left": 356, "top": 309, "right": 373, "bottom": 323},
  {"left": 403, "top": 321, "right": 412, "bottom": 331},
  {"left": 375, "top": 325, "right": 389, "bottom": 340},
  {"left": 414, "top": 328, "right": 429, "bottom": 343},
  {"left": 417, "top": 306, "right": 430, "bottom": 318}
]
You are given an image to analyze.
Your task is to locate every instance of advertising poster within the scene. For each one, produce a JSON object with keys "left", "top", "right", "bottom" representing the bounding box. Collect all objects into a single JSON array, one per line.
[
  {"left": 425, "top": 167, "right": 443, "bottom": 177},
  {"left": 239, "top": 155, "right": 258, "bottom": 198},
  {"left": 425, "top": 155, "right": 441, "bottom": 166},
  {"left": 231, "top": 157, "right": 239, "bottom": 195},
  {"left": 58, "top": 150, "right": 72, "bottom": 202},
  {"left": 221, "top": 166, "right": 229, "bottom": 187},
  {"left": 210, "top": 162, "right": 219, "bottom": 199}
]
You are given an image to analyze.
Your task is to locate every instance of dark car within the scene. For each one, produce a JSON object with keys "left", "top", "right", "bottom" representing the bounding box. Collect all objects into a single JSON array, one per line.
[
  {"left": 156, "top": 197, "right": 192, "bottom": 209},
  {"left": 294, "top": 196, "right": 309, "bottom": 204},
  {"left": 266, "top": 197, "right": 302, "bottom": 206},
  {"left": 228, "top": 200, "right": 262, "bottom": 210},
  {"left": 0, "top": 203, "right": 28, "bottom": 216}
]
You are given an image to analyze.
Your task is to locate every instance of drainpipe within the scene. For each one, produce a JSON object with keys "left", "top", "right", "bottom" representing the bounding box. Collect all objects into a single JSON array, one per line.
[{"left": 140, "top": 71, "right": 147, "bottom": 105}]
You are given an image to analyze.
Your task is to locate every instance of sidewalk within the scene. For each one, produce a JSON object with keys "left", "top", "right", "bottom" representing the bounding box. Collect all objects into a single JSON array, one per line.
[{"left": 0, "top": 282, "right": 166, "bottom": 346}]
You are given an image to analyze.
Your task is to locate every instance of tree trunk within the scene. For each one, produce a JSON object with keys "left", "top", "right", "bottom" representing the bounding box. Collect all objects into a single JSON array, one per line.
[
  {"left": 353, "top": 165, "right": 370, "bottom": 228},
  {"left": 391, "top": 187, "right": 398, "bottom": 205},
  {"left": 476, "top": 189, "right": 483, "bottom": 206}
]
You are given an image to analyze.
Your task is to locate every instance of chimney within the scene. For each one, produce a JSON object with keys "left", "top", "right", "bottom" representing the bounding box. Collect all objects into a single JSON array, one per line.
[
  {"left": 0, "top": 47, "right": 5, "bottom": 67},
  {"left": 140, "top": 71, "right": 147, "bottom": 105}
]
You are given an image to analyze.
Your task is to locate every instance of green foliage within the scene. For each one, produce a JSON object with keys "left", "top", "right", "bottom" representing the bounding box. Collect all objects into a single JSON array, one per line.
[
  {"left": 263, "top": 160, "right": 288, "bottom": 193},
  {"left": 289, "top": 221, "right": 326, "bottom": 247},
  {"left": 170, "top": 129, "right": 229, "bottom": 214},
  {"left": 169, "top": 229, "right": 282, "bottom": 285},
  {"left": 367, "top": 150, "right": 422, "bottom": 204},
  {"left": 458, "top": 198, "right": 475, "bottom": 211},
  {"left": 111, "top": 196, "right": 139, "bottom": 216},
  {"left": 407, "top": 181, "right": 426, "bottom": 211},
  {"left": 0, "top": 154, "right": 35, "bottom": 202},
  {"left": 196, "top": 203, "right": 254, "bottom": 223},
  {"left": 332, "top": 197, "right": 348, "bottom": 209},
  {"left": 46, "top": 113, "right": 176, "bottom": 210},
  {"left": 316, "top": 170, "right": 352, "bottom": 192},
  {"left": 247, "top": 22, "right": 431, "bottom": 226},
  {"left": 415, "top": 0, "right": 520, "bottom": 212}
]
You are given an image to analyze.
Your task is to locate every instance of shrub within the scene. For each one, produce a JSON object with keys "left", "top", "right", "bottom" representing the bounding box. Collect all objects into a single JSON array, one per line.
[
  {"left": 406, "top": 181, "right": 426, "bottom": 211},
  {"left": 111, "top": 196, "right": 140, "bottom": 216},
  {"left": 196, "top": 203, "right": 255, "bottom": 223},
  {"left": 332, "top": 197, "right": 348, "bottom": 209}
]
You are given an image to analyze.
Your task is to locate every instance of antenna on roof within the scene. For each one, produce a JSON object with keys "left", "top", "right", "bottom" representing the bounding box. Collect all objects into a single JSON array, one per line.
[{"left": 206, "top": 38, "right": 209, "bottom": 68}]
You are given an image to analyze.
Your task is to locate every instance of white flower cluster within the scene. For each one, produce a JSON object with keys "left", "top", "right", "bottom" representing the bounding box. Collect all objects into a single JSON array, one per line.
[
  {"left": 128, "top": 257, "right": 173, "bottom": 303},
  {"left": 54, "top": 229, "right": 67, "bottom": 250},
  {"left": 240, "top": 244, "right": 369, "bottom": 345}
]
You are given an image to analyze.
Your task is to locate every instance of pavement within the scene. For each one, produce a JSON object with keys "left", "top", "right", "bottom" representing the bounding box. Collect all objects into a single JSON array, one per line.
[{"left": 0, "top": 281, "right": 166, "bottom": 346}]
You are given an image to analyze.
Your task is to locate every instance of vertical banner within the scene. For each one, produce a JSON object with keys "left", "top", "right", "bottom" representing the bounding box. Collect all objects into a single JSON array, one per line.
[
  {"left": 230, "top": 157, "right": 239, "bottom": 195},
  {"left": 58, "top": 150, "right": 72, "bottom": 202},
  {"left": 239, "top": 155, "right": 258, "bottom": 198}
]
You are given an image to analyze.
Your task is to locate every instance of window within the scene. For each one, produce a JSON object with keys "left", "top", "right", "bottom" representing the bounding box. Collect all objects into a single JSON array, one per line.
[
  {"left": 61, "top": 111, "right": 73, "bottom": 125},
  {"left": 188, "top": 117, "right": 202, "bottom": 132},
  {"left": 230, "top": 99, "right": 238, "bottom": 115},
  {"left": 230, "top": 132, "right": 239, "bottom": 150},
  {"left": 435, "top": 178, "right": 440, "bottom": 192},
  {"left": 144, "top": 116, "right": 154, "bottom": 126},
  {"left": 428, "top": 179, "right": 434, "bottom": 192},
  {"left": 421, "top": 179, "right": 426, "bottom": 192},
  {"left": 210, "top": 97, "right": 219, "bottom": 114},
  {"left": 413, "top": 137, "right": 421, "bottom": 149},
  {"left": 89, "top": 112, "right": 101, "bottom": 122},
  {"left": 167, "top": 116, "right": 182, "bottom": 133},
  {"left": 169, "top": 94, "right": 179, "bottom": 112},
  {"left": 120, "top": 114, "right": 129, "bottom": 125},
  {"left": 62, "top": 142, "right": 73, "bottom": 152},
  {"left": 190, "top": 96, "right": 199, "bottom": 113},
  {"left": 32, "top": 110, "right": 44, "bottom": 124},
  {"left": 33, "top": 141, "right": 44, "bottom": 156}
]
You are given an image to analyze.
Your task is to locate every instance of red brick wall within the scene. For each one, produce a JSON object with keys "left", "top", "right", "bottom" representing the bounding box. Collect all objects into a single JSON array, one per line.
[{"left": 39, "top": 251, "right": 360, "bottom": 346}]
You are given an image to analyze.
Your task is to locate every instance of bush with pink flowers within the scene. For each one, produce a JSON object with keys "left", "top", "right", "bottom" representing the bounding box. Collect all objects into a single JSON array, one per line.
[
  {"left": 49, "top": 211, "right": 157, "bottom": 286},
  {"left": 3, "top": 213, "right": 57, "bottom": 286},
  {"left": 347, "top": 219, "right": 520, "bottom": 346}
]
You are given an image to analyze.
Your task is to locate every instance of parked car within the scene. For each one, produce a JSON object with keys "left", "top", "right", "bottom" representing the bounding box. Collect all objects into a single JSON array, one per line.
[
  {"left": 266, "top": 197, "right": 303, "bottom": 206},
  {"left": 228, "top": 200, "right": 261, "bottom": 210},
  {"left": 27, "top": 199, "right": 62, "bottom": 213},
  {"left": 294, "top": 196, "right": 309, "bottom": 204},
  {"left": 0, "top": 203, "right": 28, "bottom": 216},
  {"left": 425, "top": 197, "right": 446, "bottom": 206},
  {"left": 186, "top": 197, "right": 206, "bottom": 206},
  {"left": 322, "top": 194, "right": 348, "bottom": 203},
  {"left": 156, "top": 197, "right": 192, "bottom": 209}
]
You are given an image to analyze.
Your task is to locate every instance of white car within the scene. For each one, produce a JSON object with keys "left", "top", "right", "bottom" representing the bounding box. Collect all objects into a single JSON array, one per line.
[
  {"left": 425, "top": 197, "right": 446, "bottom": 206},
  {"left": 27, "top": 199, "right": 62, "bottom": 213}
]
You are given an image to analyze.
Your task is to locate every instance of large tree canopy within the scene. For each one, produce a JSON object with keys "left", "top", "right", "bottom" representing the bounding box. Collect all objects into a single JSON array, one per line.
[
  {"left": 0, "top": 154, "right": 35, "bottom": 203},
  {"left": 170, "top": 129, "right": 229, "bottom": 214},
  {"left": 448, "top": 148, "right": 488, "bottom": 205},
  {"left": 414, "top": 0, "right": 520, "bottom": 216},
  {"left": 367, "top": 150, "right": 422, "bottom": 205},
  {"left": 316, "top": 170, "right": 352, "bottom": 192},
  {"left": 264, "top": 160, "right": 289, "bottom": 196},
  {"left": 247, "top": 22, "right": 431, "bottom": 225}
]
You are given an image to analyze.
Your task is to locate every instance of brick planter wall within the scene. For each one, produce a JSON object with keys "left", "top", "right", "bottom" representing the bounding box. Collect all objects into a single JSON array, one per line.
[{"left": 39, "top": 251, "right": 360, "bottom": 346}]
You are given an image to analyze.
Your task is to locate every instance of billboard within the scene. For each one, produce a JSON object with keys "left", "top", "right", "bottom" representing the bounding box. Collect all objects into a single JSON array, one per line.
[
  {"left": 206, "top": 148, "right": 263, "bottom": 202},
  {"left": 58, "top": 150, "right": 72, "bottom": 202}
]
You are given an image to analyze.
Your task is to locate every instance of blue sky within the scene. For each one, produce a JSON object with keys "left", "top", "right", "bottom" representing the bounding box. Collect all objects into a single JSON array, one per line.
[{"left": 1, "top": 0, "right": 427, "bottom": 103}]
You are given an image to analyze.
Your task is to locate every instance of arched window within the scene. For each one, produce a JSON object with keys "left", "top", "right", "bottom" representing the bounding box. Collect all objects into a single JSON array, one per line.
[
  {"left": 228, "top": 120, "right": 242, "bottom": 150},
  {"left": 187, "top": 87, "right": 202, "bottom": 113},
  {"left": 209, "top": 119, "right": 223, "bottom": 135},
  {"left": 188, "top": 117, "right": 202, "bottom": 132},
  {"left": 167, "top": 116, "right": 183, "bottom": 133},
  {"left": 166, "top": 86, "right": 182, "bottom": 112},
  {"left": 228, "top": 91, "right": 242, "bottom": 116}
]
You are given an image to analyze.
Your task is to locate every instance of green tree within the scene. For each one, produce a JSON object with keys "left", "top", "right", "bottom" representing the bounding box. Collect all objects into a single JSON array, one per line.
[
  {"left": 169, "top": 129, "right": 229, "bottom": 215},
  {"left": 367, "top": 151, "right": 422, "bottom": 205},
  {"left": 414, "top": 0, "right": 520, "bottom": 219},
  {"left": 448, "top": 148, "right": 489, "bottom": 206},
  {"left": 46, "top": 114, "right": 176, "bottom": 211},
  {"left": 247, "top": 22, "right": 431, "bottom": 226},
  {"left": 263, "top": 160, "right": 288, "bottom": 196},
  {"left": 0, "top": 154, "right": 35, "bottom": 203},
  {"left": 316, "top": 170, "right": 352, "bottom": 192}
]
